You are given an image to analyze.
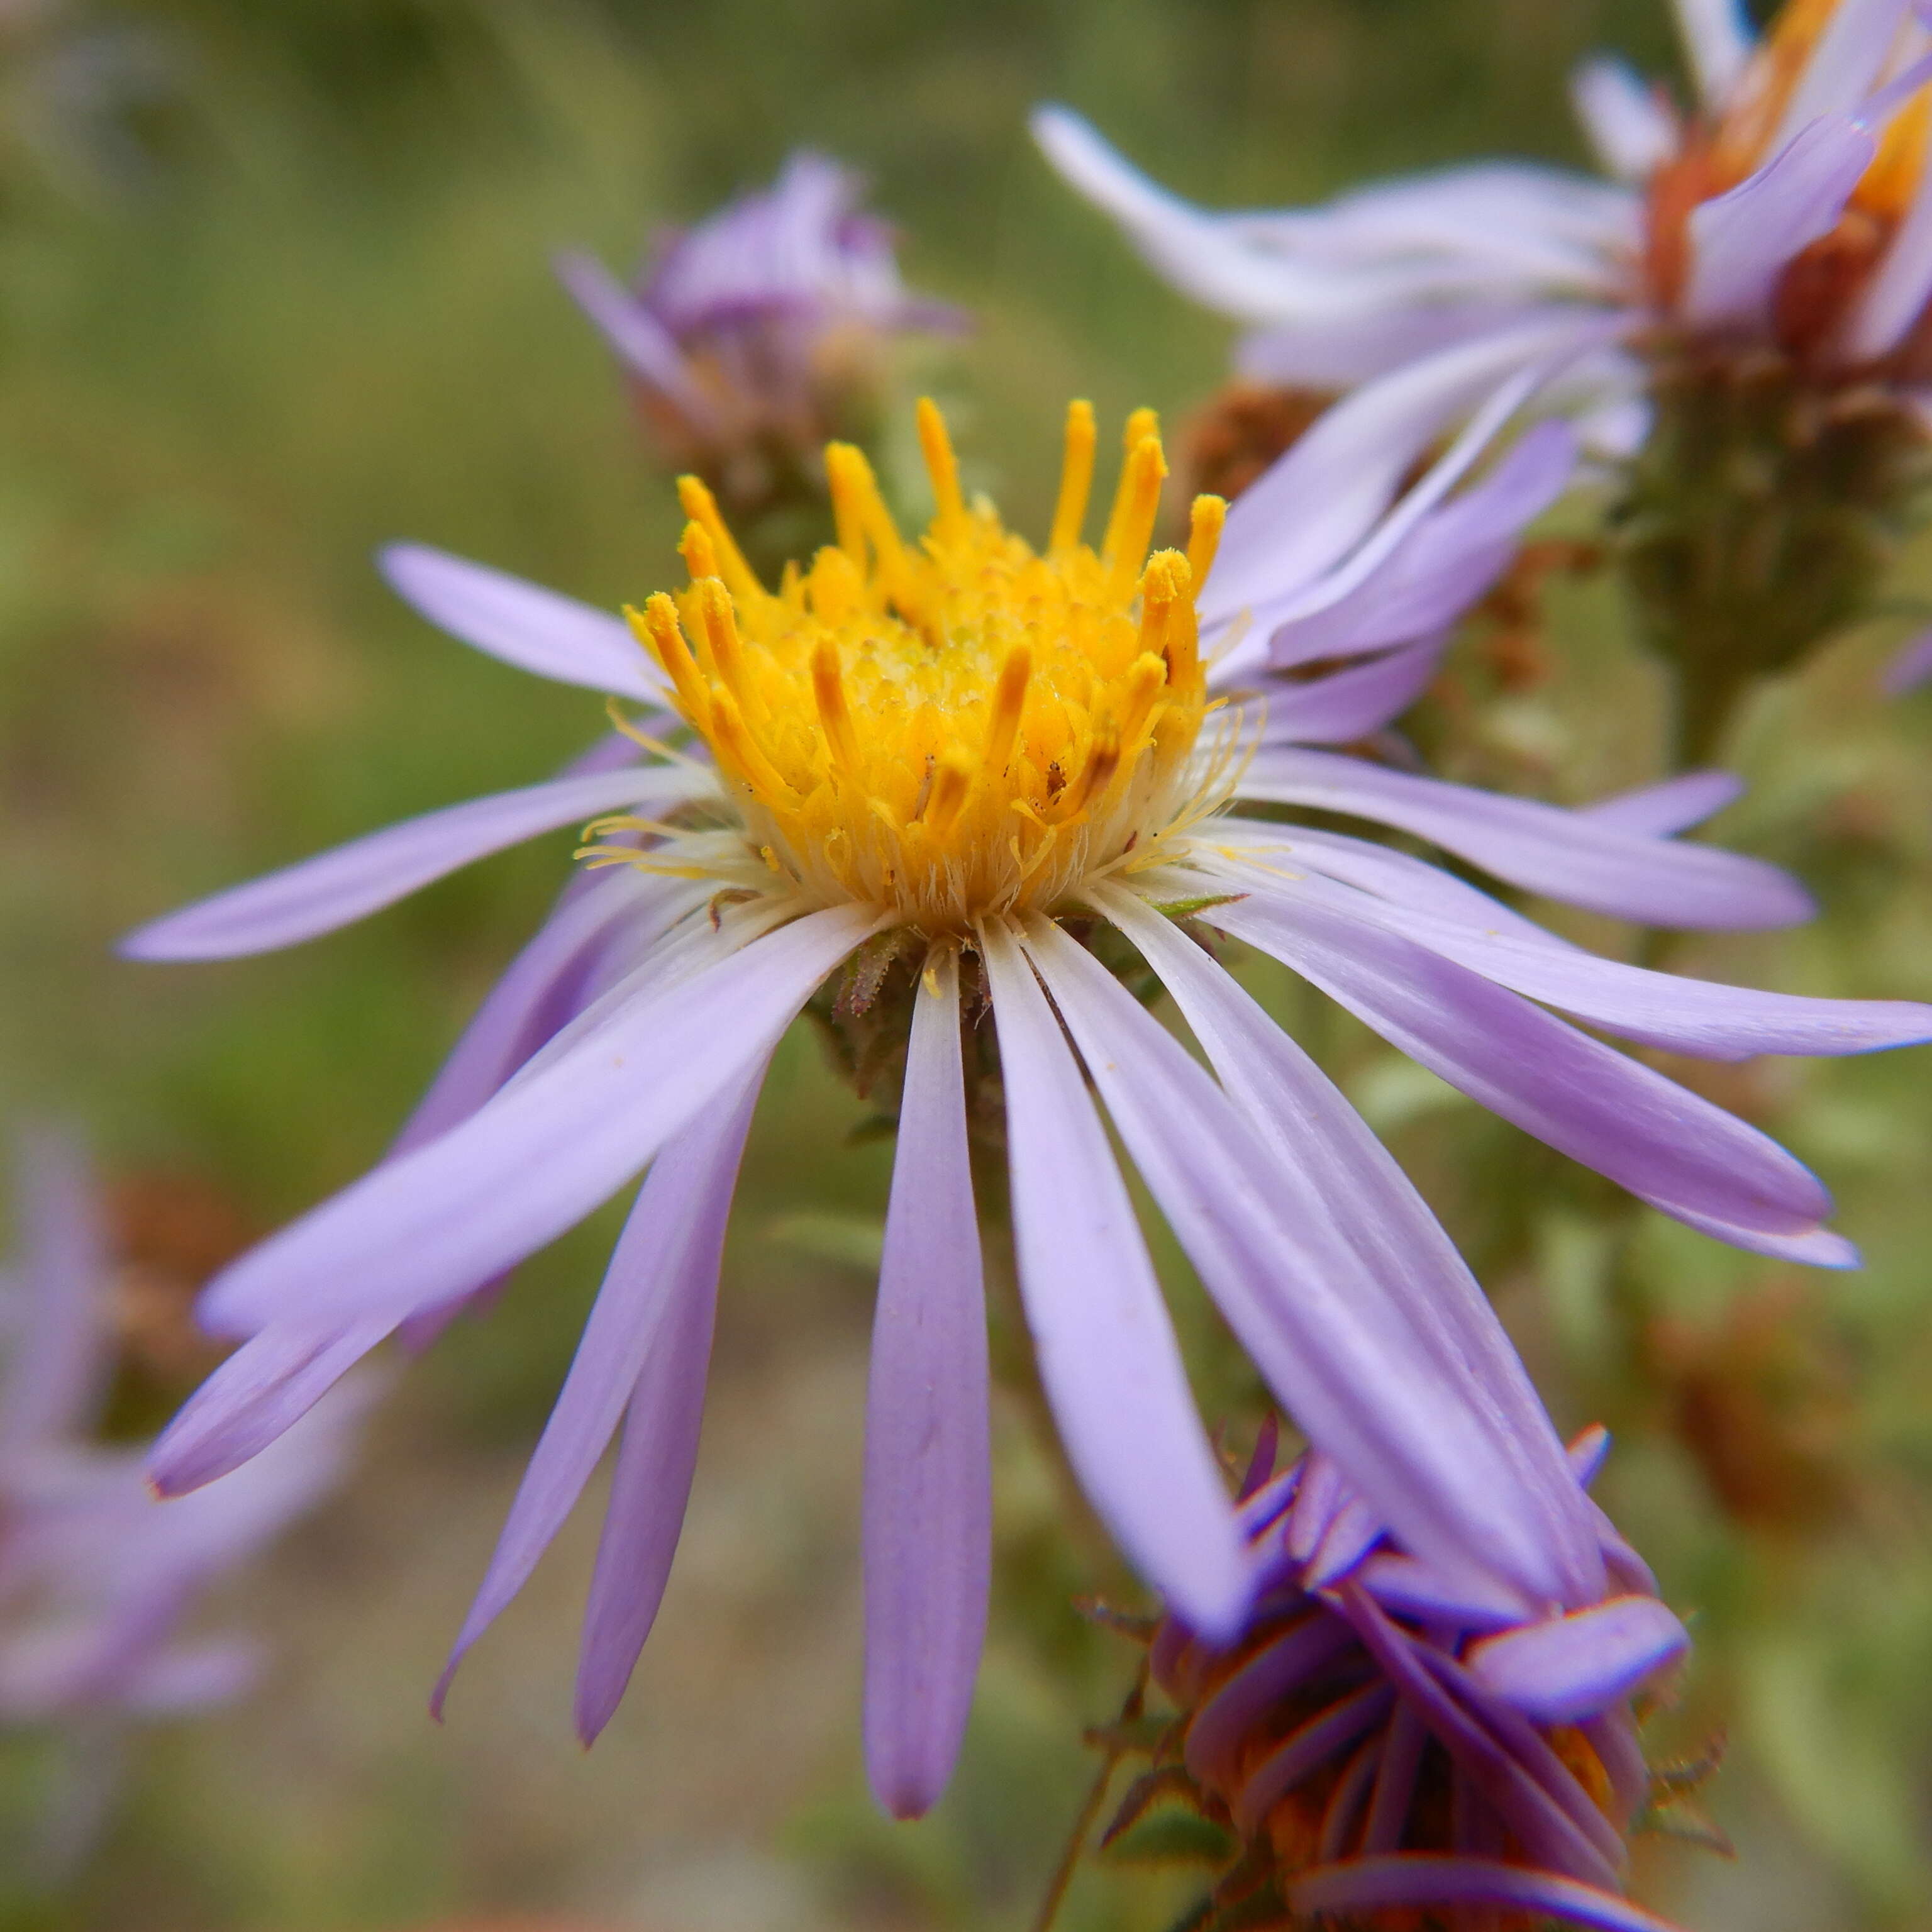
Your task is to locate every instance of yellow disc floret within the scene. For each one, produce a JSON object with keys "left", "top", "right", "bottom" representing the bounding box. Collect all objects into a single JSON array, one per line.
[{"left": 599, "top": 400, "right": 1236, "bottom": 933}]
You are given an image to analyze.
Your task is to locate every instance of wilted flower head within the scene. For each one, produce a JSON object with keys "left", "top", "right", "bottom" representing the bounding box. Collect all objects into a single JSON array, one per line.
[
  {"left": 123, "top": 382, "right": 1929, "bottom": 1819},
  {"left": 0, "top": 1130, "right": 364, "bottom": 1733},
  {"left": 558, "top": 150, "right": 965, "bottom": 517},
  {"left": 1115, "top": 1423, "right": 1694, "bottom": 1932}
]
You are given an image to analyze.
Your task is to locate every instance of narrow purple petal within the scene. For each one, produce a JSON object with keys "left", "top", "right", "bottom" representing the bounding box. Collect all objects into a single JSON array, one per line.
[
  {"left": 121, "top": 767, "right": 692, "bottom": 962},
  {"left": 1233, "top": 1682, "right": 1396, "bottom": 1833},
  {"left": 195, "top": 905, "right": 874, "bottom": 1338},
  {"left": 553, "top": 250, "right": 719, "bottom": 430},
  {"left": 1289, "top": 1855, "right": 1687, "bottom": 1931},
  {"left": 1255, "top": 863, "right": 1932, "bottom": 1060},
  {"left": 1207, "top": 887, "right": 1841, "bottom": 1255},
  {"left": 1235, "top": 745, "right": 1813, "bottom": 928},
  {"left": 572, "top": 1108, "right": 745, "bottom": 1744},
  {"left": 1183, "top": 1613, "right": 1358, "bottom": 1790},
  {"left": 147, "top": 1319, "right": 391, "bottom": 1496},
  {"left": 1256, "top": 639, "right": 1445, "bottom": 747},
  {"left": 978, "top": 920, "right": 1251, "bottom": 1640},
  {"left": 1572, "top": 58, "right": 1679, "bottom": 183},
  {"left": 1683, "top": 115, "right": 1874, "bottom": 328},
  {"left": 1576, "top": 771, "right": 1743, "bottom": 836},
  {"left": 1467, "top": 1597, "right": 1689, "bottom": 1724},
  {"left": 1883, "top": 624, "right": 1932, "bottom": 694},
  {"left": 1357, "top": 1552, "right": 1531, "bottom": 1633},
  {"left": 1774, "top": 0, "right": 1911, "bottom": 143},
  {"left": 1673, "top": 0, "right": 1754, "bottom": 107},
  {"left": 1093, "top": 887, "right": 1601, "bottom": 1606},
  {"left": 863, "top": 952, "right": 990, "bottom": 1820},
  {"left": 433, "top": 1062, "right": 763, "bottom": 1718},
  {"left": 379, "top": 541, "right": 663, "bottom": 701},
  {"left": 3, "top": 1129, "right": 111, "bottom": 1449},
  {"left": 1023, "top": 914, "right": 1588, "bottom": 1611}
]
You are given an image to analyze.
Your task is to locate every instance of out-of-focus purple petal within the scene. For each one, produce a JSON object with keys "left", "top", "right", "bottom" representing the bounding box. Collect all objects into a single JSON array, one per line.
[
  {"left": 1091, "top": 889, "right": 1600, "bottom": 1606},
  {"left": 434, "top": 1062, "right": 763, "bottom": 1718},
  {"left": 863, "top": 952, "right": 989, "bottom": 1821},
  {"left": 1882, "top": 623, "right": 1932, "bottom": 694},
  {"left": 1851, "top": 148, "right": 1932, "bottom": 357},
  {"left": 1357, "top": 1552, "right": 1531, "bottom": 1633},
  {"left": 1235, "top": 746, "right": 1813, "bottom": 928},
  {"left": 1023, "top": 914, "right": 1590, "bottom": 1613},
  {"left": 3, "top": 1129, "right": 111, "bottom": 1449},
  {"left": 1206, "top": 886, "right": 1843, "bottom": 1255},
  {"left": 1467, "top": 1597, "right": 1689, "bottom": 1724},
  {"left": 1257, "top": 641, "right": 1445, "bottom": 747},
  {"left": 571, "top": 1077, "right": 756, "bottom": 1742},
  {"left": 121, "top": 1638, "right": 264, "bottom": 1713},
  {"left": 978, "top": 920, "right": 1251, "bottom": 1640},
  {"left": 1262, "top": 419, "right": 1577, "bottom": 672},
  {"left": 1673, "top": 0, "right": 1755, "bottom": 107},
  {"left": 1234, "top": 1682, "right": 1396, "bottom": 1833},
  {"left": 1568, "top": 1424, "right": 1612, "bottom": 1487},
  {"left": 120, "top": 767, "right": 692, "bottom": 962},
  {"left": 147, "top": 1319, "right": 391, "bottom": 1496},
  {"left": 553, "top": 250, "right": 718, "bottom": 428},
  {"left": 195, "top": 905, "right": 873, "bottom": 1338},
  {"left": 1250, "top": 863, "right": 1932, "bottom": 1060},
  {"left": 1571, "top": 58, "right": 1679, "bottom": 182},
  {"left": 380, "top": 542, "right": 664, "bottom": 702},
  {"left": 1289, "top": 1854, "right": 1687, "bottom": 1931},
  {"left": 1683, "top": 115, "right": 1874, "bottom": 328},
  {"left": 1775, "top": 0, "right": 1912, "bottom": 145},
  {"left": 1576, "top": 771, "right": 1743, "bottom": 835}
]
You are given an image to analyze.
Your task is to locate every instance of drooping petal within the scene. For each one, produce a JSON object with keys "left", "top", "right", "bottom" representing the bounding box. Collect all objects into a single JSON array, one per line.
[
  {"left": 1086, "top": 890, "right": 1600, "bottom": 1607},
  {"left": 1683, "top": 115, "right": 1875, "bottom": 328},
  {"left": 3, "top": 1129, "right": 111, "bottom": 1449},
  {"left": 977, "top": 920, "right": 1251, "bottom": 1639},
  {"left": 572, "top": 1085, "right": 752, "bottom": 1744},
  {"left": 1570, "top": 58, "right": 1679, "bottom": 183},
  {"left": 120, "top": 766, "right": 697, "bottom": 962},
  {"left": 195, "top": 904, "right": 874, "bottom": 1338},
  {"left": 1290, "top": 1855, "right": 1686, "bottom": 1932},
  {"left": 1206, "top": 886, "right": 1844, "bottom": 1258},
  {"left": 863, "top": 951, "right": 990, "bottom": 1821},
  {"left": 1234, "top": 746, "right": 1813, "bottom": 928},
  {"left": 1575, "top": 770, "right": 1743, "bottom": 836},
  {"left": 379, "top": 541, "right": 663, "bottom": 701},
  {"left": 1246, "top": 863, "right": 1932, "bottom": 1061},
  {"left": 552, "top": 250, "right": 718, "bottom": 430},
  {"left": 1467, "top": 1597, "right": 1689, "bottom": 1724},
  {"left": 147, "top": 1319, "right": 392, "bottom": 1496},
  {"left": 433, "top": 1062, "right": 764, "bottom": 1717}
]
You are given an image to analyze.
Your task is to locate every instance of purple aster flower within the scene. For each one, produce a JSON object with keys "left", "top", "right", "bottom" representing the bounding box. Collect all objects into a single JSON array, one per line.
[
  {"left": 121, "top": 381, "right": 1929, "bottom": 1820},
  {"left": 557, "top": 150, "right": 966, "bottom": 512},
  {"left": 0, "top": 1128, "right": 365, "bottom": 1737},
  {"left": 1034, "top": 0, "right": 1932, "bottom": 450},
  {"left": 1122, "top": 1421, "right": 1694, "bottom": 1932}
]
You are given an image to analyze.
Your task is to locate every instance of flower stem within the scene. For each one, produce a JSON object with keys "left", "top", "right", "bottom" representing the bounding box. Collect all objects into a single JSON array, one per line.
[{"left": 1029, "top": 1665, "right": 1149, "bottom": 1932}]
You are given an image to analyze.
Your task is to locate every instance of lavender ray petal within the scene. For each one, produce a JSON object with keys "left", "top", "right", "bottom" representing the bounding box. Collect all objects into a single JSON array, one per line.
[
  {"left": 977, "top": 920, "right": 1251, "bottom": 1639},
  {"left": 1208, "top": 889, "right": 1839, "bottom": 1250},
  {"left": 1290, "top": 1855, "right": 1687, "bottom": 1931},
  {"left": 1774, "top": 0, "right": 1911, "bottom": 144},
  {"left": 120, "top": 767, "right": 693, "bottom": 962},
  {"left": 1576, "top": 771, "right": 1743, "bottom": 836},
  {"left": 147, "top": 1319, "right": 392, "bottom": 1496},
  {"left": 1234, "top": 745, "right": 1813, "bottom": 928},
  {"left": 1094, "top": 887, "right": 1601, "bottom": 1604},
  {"left": 552, "top": 250, "right": 719, "bottom": 433},
  {"left": 379, "top": 540, "right": 663, "bottom": 701},
  {"left": 1684, "top": 115, "right": 1875, "bottom": 328},
  {"left": 1318, "top": 1735, "right": 1387, "bottom": 1858},
  {"left": 1362, "top": 1698, "right": 1430, "bottom": 1851},
  {"left": 433, "top": 1062, "right": 763, "bottom": 1718},
  {"left": 1356, "top": 1552, "right": 1533, "bottom": 1634},
  {"left": 1672, "top": 0, "right": 1754, "bottom": 106},
  {"left": 1234, "top": 1682, "right": 1397, "bottom": 1835},
  {"left": 1256, "top": 640, "right": 1446, "bottom": 747},
  {"left": 863, "top": 952, "right": 991, "bottom": 1820},
  {"left": 1572, "top": 58, "right": 1680, "bottom": 182},
  {"left": 1183, "top": 1613, "right": 1359, "bottom": 1790},
  {"left": 1467, "top": 1597, "right": 1688, "bottom": 1726},
  {"left": 196, "top": 905, "right": 873, "bottom": 1337}
]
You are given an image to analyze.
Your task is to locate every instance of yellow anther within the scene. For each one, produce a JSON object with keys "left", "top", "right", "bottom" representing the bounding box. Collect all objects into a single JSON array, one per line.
[
  {"left": 1138, "top": 550, "right": 1186, "bottom": 660},
  {"left": 916, "top": 396, "right": 967, "bottom": 533},
  {"left": 1058, "top": 725, "right": 1121, "bottom": 821},
  {"left": 1163, "top": 595, "right": 1201, "bottom": 693},
  {"left": 707, "top": 682, "right": 796, "bottom": 808},
  {"left": 694, "top": 577, "right": 748, "bottom": 693},
  {"left": 679, "top": 520, "right": 721, "bottom": 585},
  {"left": 923, "top": 750, "right": 975, "bottom": 837},
  {"left": 1049, "top": 399, "right": 1097, "bottom": 553},
  {"left": 1116, "top": 653, "right": 1169, "bottom": 748},
  {"left": 808, "top": 545, "right": 866, "bottom": 625},
  {"left": 984, "top": 643, "right": 1033, "bottom": 777},
  {"left": 677, "top": 475, "right": 766, "bottom": 606},
  {"left": 1186, "top": 495, "right": 1226, "bottom": 594},
  {"left": 1103, "top": 435, "right": 1169, "bottom": 603},
  {"left": 824, "top": 442, "right": 870, "bottom": 564},
  {"left": 811, "top": 637, "right": 862, "bottom": 775},
  {"left": 630, "top": 596, "right": 710, "bottom": 728}
]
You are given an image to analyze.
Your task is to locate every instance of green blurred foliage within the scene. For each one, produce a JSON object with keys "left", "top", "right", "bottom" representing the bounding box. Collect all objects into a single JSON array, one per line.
[{"left": 1, "top": 0, "right": 1930, "bottom": 1929}]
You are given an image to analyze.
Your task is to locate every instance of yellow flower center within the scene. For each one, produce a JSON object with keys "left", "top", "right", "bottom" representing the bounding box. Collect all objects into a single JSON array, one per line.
[
  {"left": 595, "top": 400, "right": 1235, "bottom": 934},
  {"left": 1713, "top": 0, "right": 1929, "bottom": 219}
]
